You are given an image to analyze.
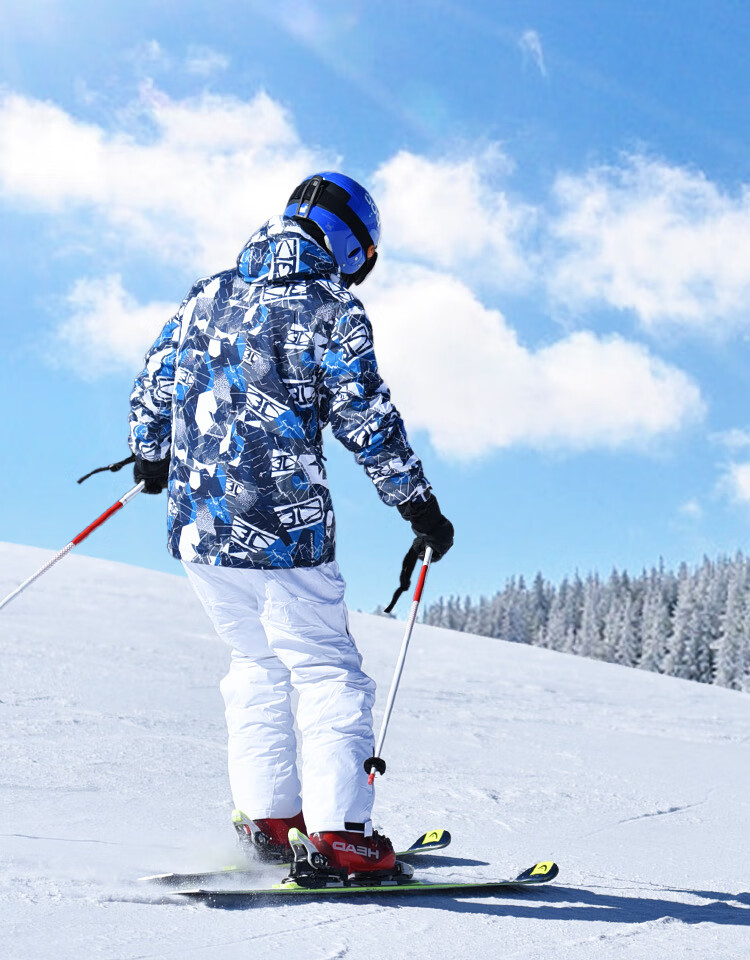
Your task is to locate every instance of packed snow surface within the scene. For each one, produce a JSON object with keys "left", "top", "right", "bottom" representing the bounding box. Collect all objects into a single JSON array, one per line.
[{"left": 1, "top": 542, "right": 749, "bottom": 959}]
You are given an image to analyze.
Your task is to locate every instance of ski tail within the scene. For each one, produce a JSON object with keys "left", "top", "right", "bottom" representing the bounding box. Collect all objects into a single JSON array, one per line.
[
  {"left": 399, "top": 829, "right": 451, "bottom": 856},
  {"left": 515, "top": 860, "right": 558, "bottom": 882}
]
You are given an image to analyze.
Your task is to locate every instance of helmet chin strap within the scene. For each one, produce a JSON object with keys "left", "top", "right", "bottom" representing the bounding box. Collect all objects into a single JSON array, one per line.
[{"left": 342, "top": 251, "right": 378, "bottom": 288}]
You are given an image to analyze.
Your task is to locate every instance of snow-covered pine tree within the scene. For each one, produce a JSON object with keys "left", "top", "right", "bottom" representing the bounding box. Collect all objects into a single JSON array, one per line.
[
  {"left": 543, "top": 578, "right": 571, "bottom": 651},
  {"left": 577, "top": 573, "right": 604, "bottom": 659},
  {"left": 531, "top": 571, "right": 552, "bottom": 645},
  {"left": 639, "top": 573, "right": 672, "bottom": 673},
  {"left": 422, "top": 596, "right": 444, "bottom": 628},
  {"left": 697, "top": 557, "right": 724, "bottom": 674},
  {"left": 616, "top": 592, "right": 642, "bottom": 668},
  {"left": 662, "top": 571, "right": 712, "bottom": 682},
  {"left": 715, "top": 558, "right": 750, "bottom": 689},
  {"left": 561, "top": 574, "right": 584, "bottom": 654},
  {"left": 600, "top": 569, "right": 624, "bottom": 662},
  {"left": 442, "top": 596, "right": 463, "bottom": 632},
  {"left": 506, "top": 575, "right": 533, "bottom": 644},
  {"left": 463, "top": 595, "right": 481, "bottom": 636}
]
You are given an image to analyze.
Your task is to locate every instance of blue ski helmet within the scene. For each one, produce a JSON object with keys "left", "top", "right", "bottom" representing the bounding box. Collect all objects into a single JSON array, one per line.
[{"left": 284, "top": 172, "right": 381, "bottom": 284}]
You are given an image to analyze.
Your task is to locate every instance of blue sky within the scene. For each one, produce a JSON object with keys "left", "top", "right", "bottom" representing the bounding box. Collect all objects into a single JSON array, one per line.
[{"left": 3, "top": 0, "right": 750, "bottom": 612}]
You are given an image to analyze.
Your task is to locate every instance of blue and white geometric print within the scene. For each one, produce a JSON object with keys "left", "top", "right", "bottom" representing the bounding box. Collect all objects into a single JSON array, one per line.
[{"left": 129, "top": 217, "right": 430, "bottom": 569}]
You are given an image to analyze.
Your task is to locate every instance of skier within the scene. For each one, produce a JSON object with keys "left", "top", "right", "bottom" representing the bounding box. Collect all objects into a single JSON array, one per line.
[{"left": 128, "top": 172, "right": 454, "bottom": 879}]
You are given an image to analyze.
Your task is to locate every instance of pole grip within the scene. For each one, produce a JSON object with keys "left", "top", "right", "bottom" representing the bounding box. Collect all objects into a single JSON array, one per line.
[{"left": 71, "top": 482, "right": 144, "bottom": 545}]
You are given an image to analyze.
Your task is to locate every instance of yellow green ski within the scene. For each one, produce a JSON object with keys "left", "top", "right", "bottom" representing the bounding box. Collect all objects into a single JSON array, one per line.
[{"left": 173, "top": 861, "right": 559, "bottom": 901}]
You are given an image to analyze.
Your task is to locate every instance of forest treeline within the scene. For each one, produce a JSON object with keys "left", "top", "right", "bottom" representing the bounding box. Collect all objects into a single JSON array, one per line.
[{"left": 419, "top": 553, "right": 750, "bottom": 691}]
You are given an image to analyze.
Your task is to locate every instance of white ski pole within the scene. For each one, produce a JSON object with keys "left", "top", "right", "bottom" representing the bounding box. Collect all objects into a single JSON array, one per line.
[
  {"left": 364, "top": 545, "right": 433, "bottom": 784},
  {"left": 0, "top": 482, "right": 145, "bottom": 612}
]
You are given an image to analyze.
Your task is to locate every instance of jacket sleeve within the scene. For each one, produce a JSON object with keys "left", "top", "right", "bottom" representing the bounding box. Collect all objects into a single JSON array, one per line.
[
  {"left": 321, "top": 301, "right": 431, "bottom": 507},
  {"left": 128, "top": 312, "right": 182, "bottom": 461}
]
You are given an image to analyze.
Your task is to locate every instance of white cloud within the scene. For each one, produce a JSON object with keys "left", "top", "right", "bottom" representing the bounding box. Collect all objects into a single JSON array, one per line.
[
  {"left": 367, "top": 263, "right": 704, "bottom": 457},
  {"left": 679, "top": 499, "right": 703, "bottom": 520},
  {"left": 0, "top": 85, "right": 707, "bottom": 457},
  {"left": 131, "top": 40, "right": 168, "bottom": 66},
  {"left": 549, "top": 155, "right": 750, "bottom": 331},
  {"left": 185, "top": 46, "right": 230, "bottom": 76},
  {"left": 54, "top": 275, "right": 174, "bottom": 375},
  {"left": 0, "top": 86, "right": 535, "bottom": 291},
  {"left": 0, "top": 86, "right": 328, "bottom": 274},
  {"left": 722, "top": 462, "right": 750, "bottom": 504},
  {"left": 58, "top": 262, "right": 705, "bottom": 457},
  {"left": 519, "top": 29, "right": 547, "bottom": 78},
  {"left": 274, "top": 0, "right": 328, "bottom": 41},
  {"left": 374, "top": 148, "right": 532, "bottom": 285},
  {"left": 712, "top": 428, "right": 750, "bottom": 450}
]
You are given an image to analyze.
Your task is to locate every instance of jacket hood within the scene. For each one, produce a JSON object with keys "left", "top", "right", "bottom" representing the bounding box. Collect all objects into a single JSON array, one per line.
[{"left": 237, "top": 216, "right": 338, "bottom": 284}]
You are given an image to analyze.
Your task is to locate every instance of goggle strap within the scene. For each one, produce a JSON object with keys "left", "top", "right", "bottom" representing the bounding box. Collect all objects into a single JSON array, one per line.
[{"left": 289, "top": 178, "right": 374, "bottom": 256}]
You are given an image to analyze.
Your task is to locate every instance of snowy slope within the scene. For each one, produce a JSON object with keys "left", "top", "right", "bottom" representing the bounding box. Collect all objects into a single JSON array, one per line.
[{"left": 1, "top": 541, "right": 749, "bottom": 960}]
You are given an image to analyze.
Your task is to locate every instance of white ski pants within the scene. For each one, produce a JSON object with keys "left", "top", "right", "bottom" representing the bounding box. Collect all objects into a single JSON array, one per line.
[{"left": 184, "top": 560, "right": 376, "bottom": 833}]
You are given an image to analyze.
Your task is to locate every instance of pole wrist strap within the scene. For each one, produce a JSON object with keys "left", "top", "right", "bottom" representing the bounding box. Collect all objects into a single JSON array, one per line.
[
  {"left": 77, "top": 454, "right": 136, "bottom": 485},
  {"left": 384, "top": 545, "right": 419, "bottom": 614}
]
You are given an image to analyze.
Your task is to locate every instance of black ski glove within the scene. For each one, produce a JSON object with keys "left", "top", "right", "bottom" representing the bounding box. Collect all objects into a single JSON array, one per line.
[
  {"left": 133, "top": 455, "right": 171, "bottom": 495},
  {"left": 397, "top": 494, "right": 454, "bottom": 562}
]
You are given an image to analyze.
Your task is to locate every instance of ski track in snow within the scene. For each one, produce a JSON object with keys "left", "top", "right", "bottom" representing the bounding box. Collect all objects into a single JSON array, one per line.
[
  {"left": 614, "top": 797, "right": 709, "bottom": 826},
  {"left": 1, "top": 542, "right": 750, "bottom": 959},
  {"left": 581, "top": 795, "right": 712, "bottom": 837}
]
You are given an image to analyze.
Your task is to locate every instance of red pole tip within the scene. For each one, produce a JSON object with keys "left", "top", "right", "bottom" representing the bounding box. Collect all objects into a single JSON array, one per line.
[{"left": 367, "top": 772, "right": 375, "bottom": 786}]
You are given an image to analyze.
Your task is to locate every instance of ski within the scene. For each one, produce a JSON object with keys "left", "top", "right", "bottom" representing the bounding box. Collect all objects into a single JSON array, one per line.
[
  {"left": 173, "top": 861, "right": 559, "bottom": 901},
  {"left": 140, "top": 829, "right": 451, "bottom": 886}
]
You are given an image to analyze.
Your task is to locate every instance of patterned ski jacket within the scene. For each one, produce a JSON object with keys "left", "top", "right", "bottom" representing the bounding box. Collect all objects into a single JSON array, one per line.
[{"left": 129, "top": 216, "right": 430, "bottom": 568}]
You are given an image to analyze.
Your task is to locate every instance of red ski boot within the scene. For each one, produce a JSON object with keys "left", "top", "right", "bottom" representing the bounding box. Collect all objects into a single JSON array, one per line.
[
  {"left": 309, "top": 829, "right": 396, "bottom": 875},
  {"left": 232, "top": 809, "right": 306, "bottom": 861},
  {"left": 285, "top": 828, "right": 413, "bottom": 887}
]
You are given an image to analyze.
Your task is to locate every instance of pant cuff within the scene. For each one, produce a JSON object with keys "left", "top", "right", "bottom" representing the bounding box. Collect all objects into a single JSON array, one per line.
[
  {"left": 306, "top": 819, "right": 373, "bottom": 837},
  {"left": 236, "top": 805, "right": 303, "bottom": 821}
]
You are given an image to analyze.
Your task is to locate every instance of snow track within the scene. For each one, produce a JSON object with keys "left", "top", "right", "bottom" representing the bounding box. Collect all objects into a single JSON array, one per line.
[{"left": 1, "top": 542, "right": 749, "bottom": 959}]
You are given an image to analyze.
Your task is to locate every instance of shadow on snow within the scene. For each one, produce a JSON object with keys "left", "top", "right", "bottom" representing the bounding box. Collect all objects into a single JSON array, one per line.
[{"left": 194, "top": 884, "right": 750, "bottom": 926}]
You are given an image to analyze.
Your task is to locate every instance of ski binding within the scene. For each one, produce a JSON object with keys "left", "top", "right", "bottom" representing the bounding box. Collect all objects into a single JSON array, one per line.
[
  {"left": 281, "top": 827, "right": 414, "bottom": 888},
  {"left": 139, "top": 827, "right": 451, "bottom": 886}
]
